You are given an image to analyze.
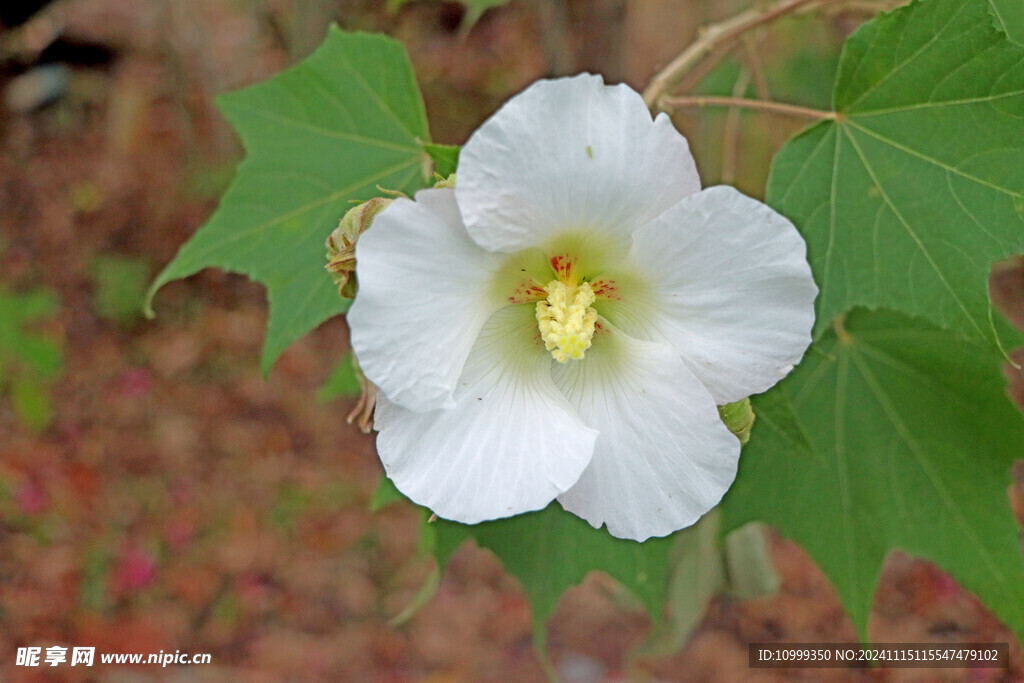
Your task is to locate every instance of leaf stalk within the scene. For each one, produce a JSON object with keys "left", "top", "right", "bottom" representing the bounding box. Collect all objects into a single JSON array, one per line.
[{"left": 661, "top": 95, "right": 835, "bottom": 120}]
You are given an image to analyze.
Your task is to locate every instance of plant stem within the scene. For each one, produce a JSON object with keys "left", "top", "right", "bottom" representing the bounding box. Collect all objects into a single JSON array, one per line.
[
  {"left": 741, "top": 36, "right": 771, "bottom": 101},
  {"left": 641, "top": 0, "right": 849, "bottom": 111},
  {"left": 820, "top": 0, "right": 906, "bottom": 15},
  {"left": 721, "top": 68, "right": 752, "bottom": 184},
  {"left": 662, "top": 95, "right": 835, "bottom": 121}
]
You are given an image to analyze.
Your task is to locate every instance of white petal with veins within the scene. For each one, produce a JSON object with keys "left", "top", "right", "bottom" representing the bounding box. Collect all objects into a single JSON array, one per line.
[
  {"left": 456, "top": 74, "right": 701, "bottom": 254},
  {"left": 606, "top": 186, "right": 817, "bottom": 404},
  {"left": 375, "top": 306, "right": 598, "bottom": 524},
  {"left": 553, "top": 324, "right": 739, "bottom": 541},
  {"left": 349, "top": 188, "right": 504, "bottom": 412}
]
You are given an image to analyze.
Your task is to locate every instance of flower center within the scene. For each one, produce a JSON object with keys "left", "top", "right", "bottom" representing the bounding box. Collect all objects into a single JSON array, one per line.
[{"left": 535, "top": 280, "right": 598, "bottom": 363}]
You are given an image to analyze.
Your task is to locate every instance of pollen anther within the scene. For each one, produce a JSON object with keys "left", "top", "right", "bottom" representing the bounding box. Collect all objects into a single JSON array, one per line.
[{"left": 535, "top": 280, "right": 598, "bottom": 363}]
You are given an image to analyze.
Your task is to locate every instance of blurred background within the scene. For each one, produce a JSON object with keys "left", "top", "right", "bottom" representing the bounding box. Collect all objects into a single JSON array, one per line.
[{"left": 2, "top": 0, "right": 1024, "bottom": 680}]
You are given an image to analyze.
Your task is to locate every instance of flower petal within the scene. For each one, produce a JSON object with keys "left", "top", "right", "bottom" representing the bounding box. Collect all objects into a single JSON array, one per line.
[
  {"left": 603, "top": 186, "right": 817, "bottom": 404},
  {"left": 456, "top": 74, "right": 701, "bottom": 254},
  {"left": 349, "top": 188, "right": 505, "bottom": 412},
  {"left": 552, "top": 325, "right": 739, "bottom": 541},
  {"left": 374, "top": 305, "right": 598, "bottom": 524}
]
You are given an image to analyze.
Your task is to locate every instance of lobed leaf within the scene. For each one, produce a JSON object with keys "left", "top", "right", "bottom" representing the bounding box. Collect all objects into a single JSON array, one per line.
[
  {"left": 432, "top": 503, "right": 673, "bottom": 632},
  {"left": 768, "top": 0, "right": 1024, "bottom": 345},
  {"left": 147, "top": 29, "right": 433, "bottom": 374},
  {"left": 723, "top": 309, "right": 1024, "bottom": 640}
]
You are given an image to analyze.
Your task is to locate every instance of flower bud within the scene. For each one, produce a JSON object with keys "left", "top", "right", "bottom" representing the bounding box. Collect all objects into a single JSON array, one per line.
[
  {"left": 325, "top": 197, "right": 392, "bottom": 298},
  {"left": 718, "top": 398, "right": 754, "bottom": 444}
]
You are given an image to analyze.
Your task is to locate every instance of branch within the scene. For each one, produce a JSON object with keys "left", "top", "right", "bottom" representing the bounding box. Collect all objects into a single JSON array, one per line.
[
  {"left": 721, "top": 68, "right": 752, "bottom": 184},
  {"left": 741, "top": 36, "right": 771, "bottom": 101},
  {"left": 820, "top": 0, "right": 907, "bottom": 15},
  {"left": 642, "top": 0, "right": 849, "bottom": 111},
  {"left": 661, "top": 95, "right": 836, "bottom": 121}
]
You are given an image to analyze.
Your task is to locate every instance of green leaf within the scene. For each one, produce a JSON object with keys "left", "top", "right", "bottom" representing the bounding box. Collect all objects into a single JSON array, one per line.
[
  {"left": 147, "top": 28, "right": 432, "bottom": 374},
  {"left": 750, "top": 387, "right": 815, "bottom": 459},
  {"left": 10, "top": 376, "right": 53, "bottom": 432},
  {"left": 388, "top": 564, "right": 441, "bottom": 627},
  {"left": 723, "top": 522, "right": 780, "bottom": 600},
  {"left": 369, "top": 475, "right": 405, "bottom": 512},
  {"left": 0, "top": 288, "right": 62, "bottom": 432},
  {"left": 767, "top": 0, "right": 1024, "bottom": 344},
  {"left": 723, "top": 308, "right": 1024, "bottom": 640},
  {"left": 423, "top": 143, "right": 460, "bottom": 178},
  {"left": 0, "top": 289, "right": 62, "bottom": 379},
  {"left": 90, "top": 254, "right": 150, "bottom": 326},
  {"left": 432, "top": 503, "right": 672, "bottom": 630},
  {"left": 373, "top": 479, "right": 673, "bottom": 642},
  {"left": 632, "top": 511, "right": 725, "bottom": 659},
  {"left": 316, "top": 352, "right": 362, "bottom": 402},
  {"left": 989, "top": 0, "right": 1024, "bottom": 43}
]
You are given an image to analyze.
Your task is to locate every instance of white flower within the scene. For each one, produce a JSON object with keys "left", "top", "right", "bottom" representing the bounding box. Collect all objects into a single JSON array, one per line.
[{"left": 348, "top": 74, "right": 816, "bottom": 541}]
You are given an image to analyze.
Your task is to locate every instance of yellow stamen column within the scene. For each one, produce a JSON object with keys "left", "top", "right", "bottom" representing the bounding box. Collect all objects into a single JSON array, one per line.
[{"left": 535, "top": 280, "right": 598, "bottom": 363}]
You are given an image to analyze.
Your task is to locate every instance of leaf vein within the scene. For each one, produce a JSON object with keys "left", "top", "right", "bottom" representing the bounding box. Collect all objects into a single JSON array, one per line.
[
  {"left": 180, "top": 157, "right": 422, "bottom": 259},
  {"left": 841, "top": 126, "right": 988, "bottom": 339},
  {"left": 845, "top": 2, "right": 972, "bottom": 112},
  {"left": 229, "top": 103, "right": 420, "bottom": 153},
  {"left": 846, "top": 119, "right": 1024, "bottom": 201},
  {"left": 333, "top": 50, "right": 424, "bottom": 141},
  {"left": 848, "top": 348, "right": 1012, "bottom": 592},
  {"left": 850, "top": 88, "right": 1024, "bottom": 116}
]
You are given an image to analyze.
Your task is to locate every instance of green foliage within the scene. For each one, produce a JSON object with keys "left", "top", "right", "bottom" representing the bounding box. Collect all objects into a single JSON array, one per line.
[
  {"left": 431, "top": 503, "right": 673, "bottom": 633},
  {"left": 693, "top": 20, "right": 840, "bottom": 110},
  {"left": 723, "top": 309, "right": 1024, "bottom": 639},
  {"left": 0, "top": 288, "right": 62, "bottom": 431},
  {"left": 632, "top": 512, "right": 725, "bottom": 659},
  {"left": 770, "top": 38, "right": 840, "bottom": 110},
  {"left": 371, "top": 472, "right": 674, "bottom": 636},
  {"left": 738, "top": 0, "right": 1024, "bottom": 642},
  {"left": 90, "top": 254, "right": 151, "bottom": 326},
  {"left": 369, "top": 475, "right": 405, "bottom": 512},
  {"left": 147, "top": 29, "right": 433, "bottom": 375},
  {"left": 748, "top": 388, "right": 815, "bottom": 459},
  {"left": 691, "top": 59, "right": 749, "bottom": 98},
  {"left": 423, "top": 143, "right": 460, "bottom": 178},
  {"left": 316, "top": 352, "right": 362, "bottom": 401},
  {"left": 768, "top": 0, "right": 1024, "bottom": 345},
  {"left": 989, "top": 0, "right": 1024, "bottom": 43},
  {"left": 10, "top": 378, "right": 52, "bottom": 433},
  {"left": 159, "top": 0, "right": 1024, "bottom": 648}
]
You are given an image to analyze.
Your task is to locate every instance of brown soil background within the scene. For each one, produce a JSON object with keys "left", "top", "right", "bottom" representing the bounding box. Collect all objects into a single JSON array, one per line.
[{"left": 2, "top": 1, "right": 1024, "bottom": 681}]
